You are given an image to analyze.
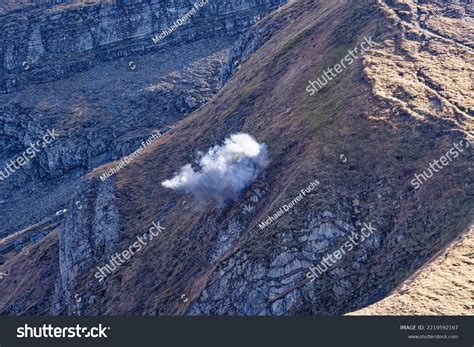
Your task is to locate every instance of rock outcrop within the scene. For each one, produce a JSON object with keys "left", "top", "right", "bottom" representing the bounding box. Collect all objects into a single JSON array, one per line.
[{"left": 1, "top": 0, "right": 287, "bottom": 92}]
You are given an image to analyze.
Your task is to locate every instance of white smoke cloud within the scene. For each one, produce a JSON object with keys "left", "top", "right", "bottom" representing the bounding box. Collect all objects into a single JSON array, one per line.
[{"left": 162, "top": 133, "right": 269, "bottom": 205}]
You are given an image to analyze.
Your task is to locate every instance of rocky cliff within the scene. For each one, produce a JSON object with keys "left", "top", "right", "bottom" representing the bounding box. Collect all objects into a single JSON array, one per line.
[
  {"left": 1, "top": 0, "right": 287, "bottom": 92},
  {"left": 0, "top": 0, "right": 287, "bottom": 236}
]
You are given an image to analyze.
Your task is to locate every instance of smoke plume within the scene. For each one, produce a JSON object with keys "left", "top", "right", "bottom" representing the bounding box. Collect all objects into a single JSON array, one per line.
[{"left": 162, "top": 133, "right": 269, "bottom": 205}]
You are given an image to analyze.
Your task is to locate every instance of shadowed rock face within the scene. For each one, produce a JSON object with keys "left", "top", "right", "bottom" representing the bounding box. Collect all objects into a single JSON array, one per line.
[{"left": 0, "top": 0, "right": 472, "bottom": 316}]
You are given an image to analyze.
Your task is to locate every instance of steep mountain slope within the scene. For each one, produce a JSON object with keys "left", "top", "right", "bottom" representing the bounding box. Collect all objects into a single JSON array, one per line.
[
  {"left": 0, "top": 231, "right": 58, "bottom": 315},
  {"left": 0, "top": 0, "right": 286, "bottom": 236},
  {"left": 349, "top": 226, "right": 473, "bottom": 315},
  {"left": 0, "top": 0, "right": 472, "bottom": 316}
]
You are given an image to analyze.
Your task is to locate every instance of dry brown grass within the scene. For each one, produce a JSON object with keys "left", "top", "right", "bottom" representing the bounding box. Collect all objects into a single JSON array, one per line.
[{"left": 349, "top": 225, "right": 474, "bottom": 315}]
